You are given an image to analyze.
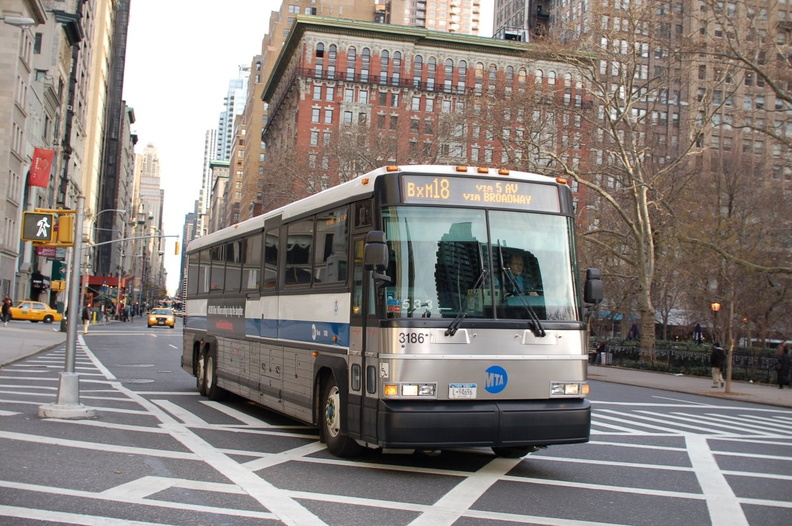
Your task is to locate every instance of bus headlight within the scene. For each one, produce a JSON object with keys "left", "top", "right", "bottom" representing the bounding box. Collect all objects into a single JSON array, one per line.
[
  {"left": 551, "top": 382, "right": 588, "bottom": 396},
  {"left": 384, "top": 383, "right": 436, "bottom": 397}
]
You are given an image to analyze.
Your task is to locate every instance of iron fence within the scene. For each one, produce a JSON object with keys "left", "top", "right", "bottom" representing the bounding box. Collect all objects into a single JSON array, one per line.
[{"left": 594, "top": 341, "right": 783, "bottom": 384}]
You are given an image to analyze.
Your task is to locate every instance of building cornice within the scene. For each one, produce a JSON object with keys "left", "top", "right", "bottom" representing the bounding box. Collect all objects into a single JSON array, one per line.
[{"left": 263, "top": 15, "right": 583, "bottom": 102}]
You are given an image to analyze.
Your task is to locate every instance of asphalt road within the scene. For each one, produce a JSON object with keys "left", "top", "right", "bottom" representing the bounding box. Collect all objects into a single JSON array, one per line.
[{"left": 0, "top": 321, "right": 790, "bottom": 525}]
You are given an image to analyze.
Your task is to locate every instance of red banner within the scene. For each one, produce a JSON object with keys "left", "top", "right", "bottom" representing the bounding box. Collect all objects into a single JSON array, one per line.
[{"left": 29, "top": 148, "right": 55, "bottom": 188}]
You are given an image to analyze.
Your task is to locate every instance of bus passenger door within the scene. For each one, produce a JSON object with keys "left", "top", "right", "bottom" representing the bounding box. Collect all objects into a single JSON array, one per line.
[{"left": 349, "top": 237, "right": 378, "bottom": 443}]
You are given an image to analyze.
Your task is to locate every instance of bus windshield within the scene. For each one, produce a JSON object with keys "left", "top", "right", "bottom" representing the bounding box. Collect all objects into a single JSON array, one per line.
[{"left": 381, "top": 207, "right": 578, "bottom": 321}]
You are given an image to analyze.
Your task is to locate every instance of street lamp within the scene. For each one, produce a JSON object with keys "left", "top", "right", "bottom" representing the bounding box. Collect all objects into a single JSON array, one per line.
[
  {"left": 1, "top": 15, "right": 36, "bottom": 28},
  {"left": 710, "top": 302, "right": 721, "bottom": 343}
]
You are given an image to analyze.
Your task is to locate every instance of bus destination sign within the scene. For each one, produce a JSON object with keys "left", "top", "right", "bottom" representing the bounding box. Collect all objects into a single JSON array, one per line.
[{"left": 401, "top": 175, "right": 561, "bottom": 212}]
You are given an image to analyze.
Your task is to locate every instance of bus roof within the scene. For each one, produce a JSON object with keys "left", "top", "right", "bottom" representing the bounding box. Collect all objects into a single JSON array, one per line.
[{"left": 186, "top": 165, "right": 564, "bottom": 253}]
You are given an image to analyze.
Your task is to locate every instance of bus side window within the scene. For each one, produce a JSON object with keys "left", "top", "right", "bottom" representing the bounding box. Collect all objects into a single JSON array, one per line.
[
  {"left": 187, "top": 251, "right": 200, "bottom": 295},
  {"left": 198, "top": 249, "right": 211, "bottom": 294},
  {"left": 209, "top": 245, "right": 226, "bottom": 292},
  {"left": 285, "top": 219, "right": 313, "bottom": 286},
  {"left": 263, "top": 231, "right": 278, "bottom": 290},
  {"left": 354, "top": 200, "right": 372, "bottom": 228},
  {"left": 225, "top": 240, "right": 242, "bottom": 293},
  {"left": 241, "top": 233, "right": 262, "bottom": 291},
  {"left": 314, "top": 207, "right": 349, "bottom": 283}
]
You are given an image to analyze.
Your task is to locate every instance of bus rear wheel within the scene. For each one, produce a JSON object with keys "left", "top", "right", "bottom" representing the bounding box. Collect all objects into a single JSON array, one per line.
[
  {"left": 204, "top": 350, "right": 225, "bottom": 401},
  {"left": 196, "top": 349, "right": 208, "bottom": 396},
  {"left": 321, "top": 376, "right": 362, "bottom": 458}
]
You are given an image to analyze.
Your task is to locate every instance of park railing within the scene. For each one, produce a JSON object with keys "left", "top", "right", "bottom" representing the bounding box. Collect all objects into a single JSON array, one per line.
[{"left": 592, "top": 340, "right": 783, "bottom": 384}]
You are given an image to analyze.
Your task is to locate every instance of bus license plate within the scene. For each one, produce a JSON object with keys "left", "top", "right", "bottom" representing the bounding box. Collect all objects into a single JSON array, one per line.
[{"left": 449, "top": 383, "right": 477, "bottom": 399}]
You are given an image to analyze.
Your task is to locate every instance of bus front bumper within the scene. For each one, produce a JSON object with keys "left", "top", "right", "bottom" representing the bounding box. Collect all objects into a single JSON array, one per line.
[{"left": 375, "top": 398, "right": 591, "bottom": 450}]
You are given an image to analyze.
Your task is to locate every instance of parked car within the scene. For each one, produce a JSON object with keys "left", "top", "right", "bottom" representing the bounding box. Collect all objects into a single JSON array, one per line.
[
  {"left": 147, "top": 308, "right": 175, "bottom": 328},
  {"left": 9, "top": 301, "right": 63, "bottom": 324}
]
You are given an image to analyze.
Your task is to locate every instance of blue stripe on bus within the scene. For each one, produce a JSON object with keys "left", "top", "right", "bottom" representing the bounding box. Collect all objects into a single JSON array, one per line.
[
  {"left": 186, "top": 316, "right": 349, "bottom": 347},
  {"left": 279, "top": 319, "right": 349, "bottom": 347}
]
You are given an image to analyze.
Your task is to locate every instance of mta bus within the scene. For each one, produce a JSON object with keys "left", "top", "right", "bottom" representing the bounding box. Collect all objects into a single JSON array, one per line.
[{"left": 182, "top": 165, "right": 603, "bottom": 458}]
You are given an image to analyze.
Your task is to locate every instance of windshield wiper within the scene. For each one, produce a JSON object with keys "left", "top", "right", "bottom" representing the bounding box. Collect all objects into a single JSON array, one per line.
[
  {"left": 445, "top": 268, "right": 488, "bottom": 337},
  {"left": 498, "top": 245, "right": 546, "bottom": 338}
]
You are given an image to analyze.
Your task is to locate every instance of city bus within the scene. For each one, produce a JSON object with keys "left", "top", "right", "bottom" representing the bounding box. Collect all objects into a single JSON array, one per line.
[{"left": 182, "top": 165, "right": 603, "bottom": 458}]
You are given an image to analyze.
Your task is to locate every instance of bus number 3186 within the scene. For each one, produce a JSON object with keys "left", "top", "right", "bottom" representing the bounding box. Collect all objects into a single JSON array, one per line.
[{"left": 399, "top": 332, "right": 429, "bottom": 345}]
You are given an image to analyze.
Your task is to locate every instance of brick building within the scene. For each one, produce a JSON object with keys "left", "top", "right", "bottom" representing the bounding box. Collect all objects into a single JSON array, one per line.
[{"left": 261, "top": 16, "right": 589, "bottom": 211}]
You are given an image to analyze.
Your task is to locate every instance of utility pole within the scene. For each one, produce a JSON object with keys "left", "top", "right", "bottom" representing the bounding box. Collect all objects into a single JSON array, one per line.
[{"left": 39, "top": 195, "right": 96, "bottom": 419}]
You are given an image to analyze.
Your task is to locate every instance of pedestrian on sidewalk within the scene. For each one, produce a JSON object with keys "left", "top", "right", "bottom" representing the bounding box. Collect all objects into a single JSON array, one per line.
[
  {"left": 81, "top": 304, "right": 91, "bottom": 334},
  {"left": 1, "top": 296, "right": 11, "bottom": 327},
  {"left": 710, "top": 342, "right": 727, "bottom": 388},
  {"left": 775, "top": 345, "right": 791, "bottom": 389}
]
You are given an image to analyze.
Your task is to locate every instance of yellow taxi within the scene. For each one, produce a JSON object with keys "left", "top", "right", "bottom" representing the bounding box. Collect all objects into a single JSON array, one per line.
[
  {"left": 147, "top": 307, "right": 176, "bottom": 329},
  {"left": 9, "top": 301, "right": 63, "bottom": 324}
]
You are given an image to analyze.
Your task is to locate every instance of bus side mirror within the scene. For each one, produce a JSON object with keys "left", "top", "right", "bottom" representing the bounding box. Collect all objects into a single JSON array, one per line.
[
  {"left": 363, "top": 230, "right": 391, "bottom": 283},
  {"left": 584, "top": 268, "right": 603, "bottom": 305}
]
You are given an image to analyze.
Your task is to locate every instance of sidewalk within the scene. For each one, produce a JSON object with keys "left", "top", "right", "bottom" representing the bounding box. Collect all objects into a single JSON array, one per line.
[
  {"left": 589, "top": 364, "right": 792, "bottom": 409},
  {"left": 0, "top": 322, "right": 66, "bottom": 367}
]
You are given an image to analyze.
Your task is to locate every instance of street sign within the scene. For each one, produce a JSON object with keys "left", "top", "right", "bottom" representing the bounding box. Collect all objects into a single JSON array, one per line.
[{"left": 22, "top": 212, "right": 55, "bottom": 242}]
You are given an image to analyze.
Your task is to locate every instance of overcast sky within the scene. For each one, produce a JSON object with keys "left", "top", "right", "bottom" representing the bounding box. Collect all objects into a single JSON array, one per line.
[{"left": 123, "top": 1, "right": 494, "bottom": 295}]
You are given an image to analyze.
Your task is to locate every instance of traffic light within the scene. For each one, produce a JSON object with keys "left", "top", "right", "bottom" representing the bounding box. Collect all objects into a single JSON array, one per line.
[
  {"left": 174, "top": 241, "right": 180, "bottom": 255},
  {"left": 21, "top": 212, "right": 55, "bottom": 242},
  {"left": 56, "top": 214, "right": 75, "bottom": 245}
]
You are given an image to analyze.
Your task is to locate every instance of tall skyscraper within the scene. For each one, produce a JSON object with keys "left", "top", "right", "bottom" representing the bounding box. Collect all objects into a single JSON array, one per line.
[
  {"left": 216, "top": 69, "right": 250, "bottom": 162},
  {"left": 197, "top": 129, "right": 217, "bottom": 237}
]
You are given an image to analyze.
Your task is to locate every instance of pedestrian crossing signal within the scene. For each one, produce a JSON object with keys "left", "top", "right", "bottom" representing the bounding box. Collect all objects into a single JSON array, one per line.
[{"left": 21, "top": 212, "right": 55, "bottom": 242}]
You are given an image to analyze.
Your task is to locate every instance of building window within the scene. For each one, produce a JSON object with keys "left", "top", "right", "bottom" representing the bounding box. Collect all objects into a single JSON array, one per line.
[
  {"left": 311, "top": 107, "right": 320, "bottom": 123},
  {"left": 389, "top": 115, "right": 398, "bottom": 129},
  {"left": 411, "top": 97, "right": 421, "bottom": 111},
  {"left": 325, "top": 86, "right": 334, "bottom": 101},
  {"left": 346, "top": 46, "right": 356, "bottom": 80},
  {"left": 313, "top": 85, "right": 322, "bottom": 100},
  {"left": 413, "top": 54, "right": 423, "bottom": 88},
  {"left": 324, "top": 109, "right": 333, "bottom": 124},
  {"left": 359, "top": 90, "right": 368, "bottom": 104},
  {"left": 345, "top": 88, "right": 354, "bottom": 103},
  {"left": 343, "top": 111, "right": 353, "bottom": 125},
  {"left": 310, "top": 130, "right": 319, "bottom": 146}
]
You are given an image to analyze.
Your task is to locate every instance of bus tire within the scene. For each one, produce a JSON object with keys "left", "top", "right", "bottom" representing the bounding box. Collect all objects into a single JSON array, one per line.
[
  {"left": 196, "top": 348, "right": 208, "bottom": 396},
  {"left": 492, "top": 446, "right": 532, "bottom": 458},
  {"left": 321, "top": 375, "right": 362, "bottom": 458},
  {"left": 204, "top": 349, "right": 225, "bottom": 401}
]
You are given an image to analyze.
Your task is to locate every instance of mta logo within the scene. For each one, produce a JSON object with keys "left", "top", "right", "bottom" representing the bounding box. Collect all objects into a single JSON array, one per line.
[{"left": 485, "top": 365, "right": 508, "bottom": 394}]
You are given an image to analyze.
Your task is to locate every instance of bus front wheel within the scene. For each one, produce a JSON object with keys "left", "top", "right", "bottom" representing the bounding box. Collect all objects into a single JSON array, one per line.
[{"left": 321, "top": 376, "right": 362, "bottom": 458}]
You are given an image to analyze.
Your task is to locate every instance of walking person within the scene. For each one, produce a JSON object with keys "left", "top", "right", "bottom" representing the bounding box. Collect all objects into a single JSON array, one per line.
[
  {"left": 710, "top": 342, "right": 727, "bottom": 388},
  {"left": 1, "top": 296, "right": 12, "bottom": 327},
  {"left": 81, "top": 304, "right": 91, "bottom": 335},
  {"left": 775, "top": 346, "right": 791, "bottom": 389}
]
